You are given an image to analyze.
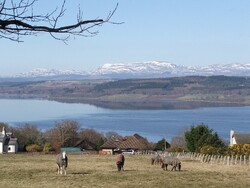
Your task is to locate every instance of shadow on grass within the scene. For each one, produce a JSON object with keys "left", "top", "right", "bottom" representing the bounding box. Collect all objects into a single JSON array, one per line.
[
  {"left": 122, "top": 170, "right": 137, "bottom": 172},
  {"left": 162, "top": 170, "right": 187, "bottom": 172},
  {"left": 71, "top": 172, "right": 91, "bottom": 175}
]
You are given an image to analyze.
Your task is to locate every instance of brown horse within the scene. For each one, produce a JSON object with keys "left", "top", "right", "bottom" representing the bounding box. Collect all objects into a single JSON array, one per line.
[{"left": 116, "top": 153, "right": 125, "bottom": 171}]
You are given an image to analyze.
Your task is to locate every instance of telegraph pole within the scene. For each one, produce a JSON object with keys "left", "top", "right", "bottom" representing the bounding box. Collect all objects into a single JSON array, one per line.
[{"left": 164, "top": 135, "right": 167, "bottom": 150}]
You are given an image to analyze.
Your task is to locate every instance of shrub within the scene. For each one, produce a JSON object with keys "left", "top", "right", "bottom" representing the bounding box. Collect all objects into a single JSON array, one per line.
[
  {"left": 199, "top": 145, "right": 220, "bottom": 155},
  {"left": 227, "top": 144, "right": 250, "bottom": 156},
  {"left": 26, "top": 144, "right": 42, "bottom": 152},
  {"left": 167, "top": 146, "right": 185, "bottom": 152},
  {"left": 227, "top": 144, "right": 243, "bottom": 155},
  {"left": 242, "top": 144, "right": 250, "bottom": 155},
  {"left": 43, "top": 143, "right": 54, "bottom": 153}
]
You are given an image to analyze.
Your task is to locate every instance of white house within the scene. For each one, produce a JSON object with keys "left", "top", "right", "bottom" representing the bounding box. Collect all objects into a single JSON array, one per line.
[
  {"left": 230, "top": 129, "right": 250, "bottom": 146},
  {"left": 0, "top": 127, "right": 18, "bottom": 153}
]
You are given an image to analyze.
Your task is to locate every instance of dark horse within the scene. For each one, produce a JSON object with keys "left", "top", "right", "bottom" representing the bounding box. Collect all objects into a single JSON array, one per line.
[
  {"left": 116, "top": 152, "right": 125, "bottom": 171},
  {"left": 56, "top": 151, "right": 68, "bottom": 175}
]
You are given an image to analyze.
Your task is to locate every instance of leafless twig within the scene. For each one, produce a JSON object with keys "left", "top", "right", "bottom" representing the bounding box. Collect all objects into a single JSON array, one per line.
[{"left": 0, "top": 0, "right": 121, "bottom": 42}]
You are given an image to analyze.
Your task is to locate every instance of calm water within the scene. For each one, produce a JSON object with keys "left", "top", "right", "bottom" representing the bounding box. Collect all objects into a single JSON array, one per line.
[{"left": 0, "top": 99, "right": 249, "bottom": 142}]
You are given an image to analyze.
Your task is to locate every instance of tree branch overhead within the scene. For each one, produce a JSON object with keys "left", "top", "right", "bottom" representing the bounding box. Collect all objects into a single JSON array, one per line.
[{"left": 0, "top": 0, "right": 120, "bottom": 42}]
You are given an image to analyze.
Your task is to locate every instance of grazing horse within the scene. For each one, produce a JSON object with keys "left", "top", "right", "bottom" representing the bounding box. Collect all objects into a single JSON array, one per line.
[
  {"left": 151, "top": 153, "right": 161, "bottom": 165},
  {"left": 116, "top": 153, "right": 125, "bottom": 171},
  {"left": 56, "top": 151, "right": 68, "bottom": 175},
  {"left": 160, "top": 156, "right": 181, "bottom": 171}
]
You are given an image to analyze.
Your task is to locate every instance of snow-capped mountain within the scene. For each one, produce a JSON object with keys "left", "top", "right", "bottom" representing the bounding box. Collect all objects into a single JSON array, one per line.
[
  {"left": 15, "top": 68, "right": 87, "bottom": 77},
  {"left": 3, "top": 61, "right": 250, "bottom": 81},
  {"left": 92, "top": 61, "right": 250, "bottom": 78},
  {"left": 92, "top": 61, "right": 177, "bottom": 75}
]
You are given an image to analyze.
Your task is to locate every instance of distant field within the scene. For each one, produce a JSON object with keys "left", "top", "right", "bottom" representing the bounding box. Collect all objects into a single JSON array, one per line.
[{"left": 0, "top": 154, "right": 249, "bottom": 188}]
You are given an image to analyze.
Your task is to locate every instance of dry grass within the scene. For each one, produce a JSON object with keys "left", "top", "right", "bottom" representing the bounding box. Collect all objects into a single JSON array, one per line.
[{"left": 0, "top": 154, "right": 249, "bottom": 188}]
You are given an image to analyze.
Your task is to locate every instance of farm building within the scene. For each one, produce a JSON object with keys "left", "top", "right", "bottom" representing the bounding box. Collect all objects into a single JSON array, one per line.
[
  {"left": 100, "top": 134, "right": 150, "bottom": 155},
  {"left": 74, "top": 139, "right": 98, "bottom": 153},
  {"left": 0, "top": 127, "right": 18, "bottom": 154},
  {"left": 230, "top": 129, "right": 250, "bottom": 146},
  {"left": 60, "top": 139, "right": 98, "bottom": 154}
]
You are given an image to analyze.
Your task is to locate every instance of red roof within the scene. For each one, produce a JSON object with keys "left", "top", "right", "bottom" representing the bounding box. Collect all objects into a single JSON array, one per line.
[{"left": 101, "top": 134, "right": 149, "bottom": 150}]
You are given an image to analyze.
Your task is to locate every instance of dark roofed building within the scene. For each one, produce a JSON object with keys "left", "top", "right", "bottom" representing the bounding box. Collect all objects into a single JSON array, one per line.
[
  {"left": 230, "top": 129, "right": 250, "bottom": 146},
  {"left": 74, "top": 139, "right": 98, "bottom": 151},
  {"left": 100, "top": 136, "right": 123, "bottom": 149},
  {"left": 100, "top": 134, "right": 149, "bottom": 154}
]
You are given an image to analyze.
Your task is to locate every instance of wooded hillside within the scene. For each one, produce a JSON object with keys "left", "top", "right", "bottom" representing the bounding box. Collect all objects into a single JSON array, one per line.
[{"left": 0, "top": 76, "right": 250, "bottom": 109}]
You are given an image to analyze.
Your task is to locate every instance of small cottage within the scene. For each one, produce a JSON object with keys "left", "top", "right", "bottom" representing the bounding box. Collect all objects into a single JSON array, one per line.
[
  {"left": 100, "top": 135, "right": 123, "bottom": 155},
  {"left": 100, "top": 134, "right": 149, "bottom": 155},
  {"left": 230, "top": 129, "right": 250, "bottom": 146},
  {"left": 0, "top": 127, "right": 18, "bottom": 154},
  {"left": 74, "top": 139, "right": 98, "bottom": 153}
]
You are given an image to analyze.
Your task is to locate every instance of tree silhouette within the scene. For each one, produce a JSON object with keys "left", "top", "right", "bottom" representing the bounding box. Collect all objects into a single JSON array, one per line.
[
  {"left": 185, "top": 124, "right": 225, "bottom": 152},
  {"left": 0, "top": 0, "right": 119, "bottom": 42}
]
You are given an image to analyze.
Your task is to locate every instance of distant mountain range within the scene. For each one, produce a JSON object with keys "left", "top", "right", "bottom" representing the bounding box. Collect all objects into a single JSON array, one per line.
[{"left": 2, "top": 61, "right": 250, "bottom": 81}]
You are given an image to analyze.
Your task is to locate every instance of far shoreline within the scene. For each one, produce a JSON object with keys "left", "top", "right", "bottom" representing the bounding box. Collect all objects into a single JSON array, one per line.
[{"left": 0, "top": 96, "right": 247, "bottom": 110}]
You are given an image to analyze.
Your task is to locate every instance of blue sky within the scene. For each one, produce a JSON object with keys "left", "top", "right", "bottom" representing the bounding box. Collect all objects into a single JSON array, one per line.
[{"left": 1, "top": 0, "right": 250, "bottom": 76}]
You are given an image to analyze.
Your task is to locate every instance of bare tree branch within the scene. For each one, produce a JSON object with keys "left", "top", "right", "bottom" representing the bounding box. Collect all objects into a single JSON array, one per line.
[{"left": 0, "top": 0, "right": 120, "bottom": 42}]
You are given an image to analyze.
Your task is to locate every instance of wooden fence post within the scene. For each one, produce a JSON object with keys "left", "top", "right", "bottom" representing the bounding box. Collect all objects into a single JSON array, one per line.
[
  {"left": 224, "top": 156, "right": 227, "bottom": 165},
  {"left": 230, "top": 155, "right": 234, "bottom": 165},
  {"left": 210, "top": 155, "right": 213, "bottom": 164},
  {"left": 227, "top": 156, "right": 229, "bottom": 166}
]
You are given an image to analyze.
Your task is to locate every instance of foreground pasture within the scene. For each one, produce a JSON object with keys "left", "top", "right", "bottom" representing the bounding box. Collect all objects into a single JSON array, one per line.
[{"left": 0, "top": 153, "right": 249, "bottom": 188}]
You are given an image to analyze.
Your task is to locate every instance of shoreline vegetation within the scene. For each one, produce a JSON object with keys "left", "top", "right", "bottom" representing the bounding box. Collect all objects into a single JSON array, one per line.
[{"left": 0, "top": 75, "right": 250, "bottom": 109}]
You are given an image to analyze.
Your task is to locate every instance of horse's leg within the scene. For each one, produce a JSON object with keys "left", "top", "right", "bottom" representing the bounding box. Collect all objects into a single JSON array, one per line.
[
  {"left": 64, "top": 165, "right": 67, "bottom": 175},
  {"left": 122, "top": 163, "right": 124, "bottom": 171},
  {"left": 171, "top": 165, "right": 175, "bottom": 171},
  {"left": 57, "top": 164, "right": 60, "bottom": 174},
  {"left": 60, "top": 166, "right": 63, "bottom": 174}
]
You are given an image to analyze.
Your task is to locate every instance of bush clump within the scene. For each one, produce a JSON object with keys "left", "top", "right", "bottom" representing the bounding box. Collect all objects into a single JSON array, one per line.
[{"left": 26, "top": 144, "right": 42, "bottom": 152}]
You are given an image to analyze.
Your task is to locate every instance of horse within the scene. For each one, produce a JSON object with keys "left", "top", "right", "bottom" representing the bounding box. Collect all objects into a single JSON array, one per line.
[
  {"left": 151, "top": 153, "right": 161, "bottom": 165},
  {"left": 116, "top": 153, "right": 125, "bottom": 171},
  {"left": 56, "top": 151, "right": 68, "bottom": 175},
  {"left": 160, "top": 156, "right": 181, "bottom": 171}
]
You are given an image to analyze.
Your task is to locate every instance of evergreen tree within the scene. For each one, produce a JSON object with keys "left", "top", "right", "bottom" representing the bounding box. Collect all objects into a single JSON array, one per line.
[
  {"left": 154, "top": 138, "right": 170, "bottom": 151},
  {"left": 185, "top": 124, "right": 225, "bottom": 152}
]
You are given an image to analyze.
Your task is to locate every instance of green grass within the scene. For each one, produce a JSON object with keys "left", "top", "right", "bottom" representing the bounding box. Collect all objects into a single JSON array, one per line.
[{"left": 0, "top": 154, "right": 249, "bottom": 188}]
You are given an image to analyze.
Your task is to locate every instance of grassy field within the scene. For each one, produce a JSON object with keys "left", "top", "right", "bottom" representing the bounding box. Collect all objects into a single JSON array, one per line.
[{"left": 0, "top": 153, "right": 249, "bottom": 188}]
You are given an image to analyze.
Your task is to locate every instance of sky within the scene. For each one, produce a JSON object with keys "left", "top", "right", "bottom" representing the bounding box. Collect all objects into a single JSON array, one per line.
[{"left": 1, "top": 0, "right": 250, "bottom": 76}]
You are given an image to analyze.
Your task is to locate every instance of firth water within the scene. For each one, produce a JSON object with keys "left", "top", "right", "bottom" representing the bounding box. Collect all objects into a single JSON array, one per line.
[{"left": 0, "top": 99, "right": 249, "bottom": 142}]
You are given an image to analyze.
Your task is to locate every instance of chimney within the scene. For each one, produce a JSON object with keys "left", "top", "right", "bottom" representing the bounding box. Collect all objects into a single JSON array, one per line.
[
  {"left": 2, "top": 127, "right": 6, "bottom": 135},
  {"left": 230, "top": 129, "right": 236, "bottom": 146}
]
